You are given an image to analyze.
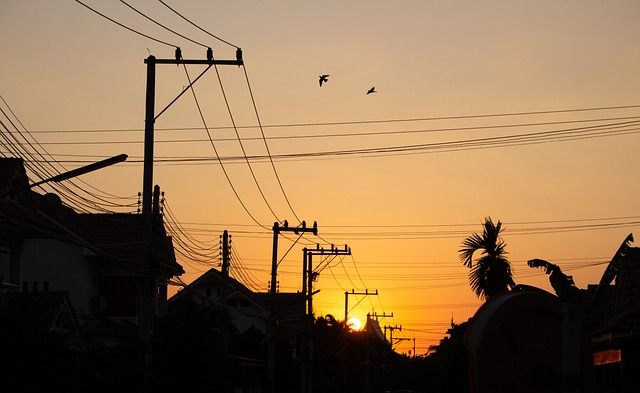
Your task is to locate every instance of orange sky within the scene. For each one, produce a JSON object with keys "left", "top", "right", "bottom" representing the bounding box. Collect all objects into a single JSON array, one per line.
[{"left": 2, "top": 0, "right": 640, "bottom": 354}]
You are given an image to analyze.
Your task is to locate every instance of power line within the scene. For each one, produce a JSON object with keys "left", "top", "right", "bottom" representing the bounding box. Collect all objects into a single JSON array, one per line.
[
  {"left": 158, "top": 0, "right": 240, "bottom": 49},
  {"left": 208, "top": 63, "right": 281, "bottom": 223},
  {"left": 23, "top": 119, "right": 639, "bottom": 165},
  {"left": 242, "top": 63, "right": 301, "bottom": 223},
  {"left": 180, "top": 62, "right": 268, "bottom": 229},
  {"left": 119, "top": 0, "right": 208, "bottom": 48},
  {"left": 23, "top": 108, "right": 640, "bottom": 135},
  {"left": 0, "top": 96, "right": 135, "bottom": 213},
  {"left": 75, "top": 0, "right": 176, "bottom": 48}
]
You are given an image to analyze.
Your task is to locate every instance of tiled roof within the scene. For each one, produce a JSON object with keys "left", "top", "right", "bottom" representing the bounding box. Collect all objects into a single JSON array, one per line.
[
  {"left": 364, "top": 317, "right": 386, "bottom": 342},
  {"left": 0, "top": 157, "right": 34, "bottom": 207},
  {"left": 58, "top": 212, "right": 182, "bottom": 276},
  {"left": 582, "top": 246, "right": 640, "bottom": 345},
  {"left": 0, "top": 158, "right": 183, "bottom": 277},
  {"left": 616, "top": 247, "right": 640, "bottom": 312},
  {"left": 581, "top": 284, "right": 615, "bottom": 333},
  {"left": 171, "top": 268, "right": 305, "bottom": 324}
]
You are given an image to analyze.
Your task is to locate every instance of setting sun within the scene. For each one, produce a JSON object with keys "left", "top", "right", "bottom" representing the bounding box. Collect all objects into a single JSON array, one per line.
[{"left": 347, "top": 317, "right": 362, "bottom": 331}]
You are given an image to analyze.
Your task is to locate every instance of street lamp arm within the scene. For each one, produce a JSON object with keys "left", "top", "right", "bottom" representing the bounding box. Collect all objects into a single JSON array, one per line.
[
  {"left": 1, "top": 154, "right": 128, "bottom": 198},
  {"left": 33, "top": 154, "right": 128, "bottom": 186}
]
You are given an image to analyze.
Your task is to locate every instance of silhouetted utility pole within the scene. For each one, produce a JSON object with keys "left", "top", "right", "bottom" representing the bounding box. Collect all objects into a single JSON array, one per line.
[
  {"left": 221, "top": 230, "right": 230, "bottom": 299},
  {"left": 301, "top": 244, "right": 351, "bottom": 393},
  {"left": 369, "top": 312, "right": 394, "bottom": 322},
  {"left": 394, "top": 337, "right": 411, "bottom": 351},
  {"left": 384, "top": 325, "right": 403, "bottom": 348},
  {"left": 344, "top": 288, "right": 377, "bottom": 392},
  {"left": 269, "top": 220, "right": 317, "bottom": 393},
  {"left": 220, "top": 230, "right": 231, "bottom": 390},
  {"left": 345, "top": 289, "right": 378, "bottom": 322},
  {"left": 139, "top": 48, "right": 242, "bottom": 393}
]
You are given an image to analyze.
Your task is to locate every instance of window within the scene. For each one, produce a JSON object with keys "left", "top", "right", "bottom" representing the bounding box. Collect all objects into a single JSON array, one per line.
[
  {"left": 33, "top": 281, "right": 38, "bottom": 292},
  {"left": 206, "top": 287, "right": 211, "bottom": 297}
]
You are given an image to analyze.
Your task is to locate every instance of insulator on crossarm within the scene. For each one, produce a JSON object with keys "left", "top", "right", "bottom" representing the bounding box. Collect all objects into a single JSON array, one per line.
[
  {"left": 236, "top": 48, "right": 243, "bottom": 66},
  {"left": 207, "top": 47, "right": 213, "bottom": 62},
  {"left": 175, "top": 47, "right": 182, "bottom": 65}
]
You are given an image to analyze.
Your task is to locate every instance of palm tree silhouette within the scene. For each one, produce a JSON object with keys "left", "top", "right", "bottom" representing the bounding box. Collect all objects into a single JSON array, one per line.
[{"left": 459, "top": 217, "right": 515, "bottom": 300}]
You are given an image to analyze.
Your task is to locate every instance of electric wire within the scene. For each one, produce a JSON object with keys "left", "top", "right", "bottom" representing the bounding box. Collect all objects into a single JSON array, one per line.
[
  {"left": 163, "top": 199, "right": 219, "bottom": 251},
  {"left": 163, "top": 200, "right": 220, "bottom": 264},
  {"left": 209, "top": 63, "right": 281, "bottom": 223},
  {"left": 229, "top": 252, "right": 264, "bottom": 292},
  {"left": 158, "top": 0, "right": 240, "bottom": 49},
  {"left": 0, "top": 98, "right": 133, "bottom": 213},
  {"left": 119, "top": 0, "right": 208, "bottom": 48},
  {"left": 242, "top": 63, "right": 301, "bottom": 223},
  {"left": 180, "top": 63, "right": 267, "bottom": 229},
  {"left": 25, "top": 116, "right": 640, "bottom": 148},
  {"left": 31, "top": 120, "right": 638, "bottom": 165},
  {"left": 23, "top": 109, "right": 640, "bottom": 135},
  {"left": 75, "top": 0, "right": 176, "bottom": 48}
]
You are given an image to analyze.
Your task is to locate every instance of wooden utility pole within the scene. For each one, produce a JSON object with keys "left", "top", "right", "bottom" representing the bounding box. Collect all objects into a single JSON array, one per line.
[
  {"left": 221, "top": 230, "right": 231, "bottom": 390},
  {"left": 139, "top": 48, "right": 243, "bottom": 393},
  {"left": 344, "top": 289, "right": 378, "bottom": 322},
  {"left": 301, "top": 244, "right": 351, "bottom": 393},
  {"left": 384, "top": 325, "right": 403, "bottom": 347},
  {"left": 269, "top": 220, "right": 317, "bottom": 393}
]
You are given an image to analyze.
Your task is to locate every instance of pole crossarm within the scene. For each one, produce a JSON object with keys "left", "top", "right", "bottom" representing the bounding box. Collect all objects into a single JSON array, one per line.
[
  {"left": 384, "top": 325, "right": 403, "bottom": 346},
  {"left": 138, "top": 49, "right": 242, "bottom": 393},
  {"left": 275, "top": 220, "right": 318, "bottom": 236},
  {"left": 152, "top": 58, "right": 243, "bottom": 65},
  {"left": 144, "top": 47, "right": 243, "bottom": 66},
  {"left": 307, "top": 243, "right": 352, "bottom": 256},
  {"left": 368, "top": 312, "right": 394, "bottom": 322},
  {"left": 345, "top": 289, "right": 378, "bottom": 322},
  {"left": 269, "top": 220, "right": 318, "bottom": 393}
]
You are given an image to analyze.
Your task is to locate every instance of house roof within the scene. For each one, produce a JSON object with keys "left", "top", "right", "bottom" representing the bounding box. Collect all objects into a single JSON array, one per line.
[
  {"left": 581, "top": 284, "right": 616, "bottom": 333},
  {"left": 0, "top": 158, "right": 183, "bottom": 278},
  {"left": 169, "top": 268, "right": 261, "bottom": 306},
  {"left": 0, "top": 157, "right": 35, "bottom": 207},
  {"left": 58, "top": 212, "right": 182, "bottom": 276},
  {"left": 582, "top": 246, "right": 640, "bottom": 346},
  {"left": 364, "top": 317, "right": 386, "bottom": 342},
  {"left": 616, "top": 247, "right": 640, "bottom": 312},
  {"left": 170, "top": 267, "right": 305, "bottom": 323}
]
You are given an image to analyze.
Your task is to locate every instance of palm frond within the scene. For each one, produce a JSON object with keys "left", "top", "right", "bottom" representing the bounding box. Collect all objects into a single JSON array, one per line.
[{"left": 459, "top": 217, "right": 514, "bottom": 300}]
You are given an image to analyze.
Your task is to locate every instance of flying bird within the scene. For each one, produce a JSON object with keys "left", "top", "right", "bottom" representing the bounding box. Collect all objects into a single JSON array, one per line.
[
  {"left": 319, "top": 74, "right": 329, "bottom": 87},
  {"left": 367, "top": 87, "right": 377, "bottom": 94}
]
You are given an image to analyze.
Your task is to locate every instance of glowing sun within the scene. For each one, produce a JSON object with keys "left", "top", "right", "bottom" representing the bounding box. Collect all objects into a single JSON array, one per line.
[{"left": 347, "top": 317, "right": 362, "bottom": 331}]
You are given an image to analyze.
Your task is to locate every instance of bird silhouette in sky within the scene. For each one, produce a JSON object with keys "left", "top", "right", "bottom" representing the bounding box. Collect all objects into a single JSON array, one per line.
[
  {"left": 319, "top": 74, "right": 329, "bottom": 87},
  {"left": 367, "top": 87, "right": 377, "bottom": 94}
]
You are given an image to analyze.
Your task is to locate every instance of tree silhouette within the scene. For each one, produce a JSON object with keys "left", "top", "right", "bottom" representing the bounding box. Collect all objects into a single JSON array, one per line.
[{"left": 459, "top": 217, "right": 515, "bottom": 300}]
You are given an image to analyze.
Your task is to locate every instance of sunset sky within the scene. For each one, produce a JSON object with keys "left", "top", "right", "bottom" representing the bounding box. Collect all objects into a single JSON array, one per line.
[{"left": 2, "top": 1, "right": 640, "bottom": 354}]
